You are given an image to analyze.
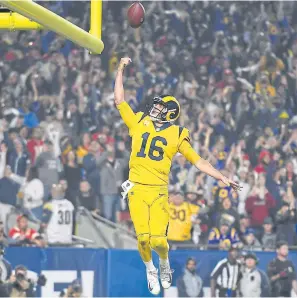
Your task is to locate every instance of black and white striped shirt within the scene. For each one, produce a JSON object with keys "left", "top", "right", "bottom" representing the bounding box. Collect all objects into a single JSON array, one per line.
[{"left": 211, "top": 258, "right": 241, "bottom": 290}]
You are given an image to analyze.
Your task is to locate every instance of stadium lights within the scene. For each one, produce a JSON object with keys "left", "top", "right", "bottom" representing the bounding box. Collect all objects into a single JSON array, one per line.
[{"left": 0, "top": 0, "right": 104, "bottom": 54}]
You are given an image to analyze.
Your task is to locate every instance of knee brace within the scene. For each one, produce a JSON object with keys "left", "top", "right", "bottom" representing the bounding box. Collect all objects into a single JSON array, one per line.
[
  {"left": 150, "top": 236, "right": 168, "bottom": 255},
  {"left": 137, "top": 233, "right": 150, "bottom": 248}
]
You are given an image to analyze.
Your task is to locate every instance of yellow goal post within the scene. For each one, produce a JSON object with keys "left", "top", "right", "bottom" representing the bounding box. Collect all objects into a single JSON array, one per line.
[{"left": 0, "top": 0, "right": 104, "bottom": 54}]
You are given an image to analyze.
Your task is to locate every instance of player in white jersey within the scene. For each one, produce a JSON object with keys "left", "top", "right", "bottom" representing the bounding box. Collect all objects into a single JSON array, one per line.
[{"left": 41, "top": 184, "right": 74, "bottom": 244}]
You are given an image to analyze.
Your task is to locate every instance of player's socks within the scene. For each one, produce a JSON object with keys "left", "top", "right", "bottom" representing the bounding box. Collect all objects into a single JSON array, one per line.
[
  {"left": 144, "top": 260, "right": 156, "bottom": 271},
  {"left": 159, "top": 258, "right": 169, "bottom": 267},
  {"left": 159, "top": 258, "right": 173, "bottom": 289},
  {"left": 150, "top": 237, "right": 173, "bottom": 289}
]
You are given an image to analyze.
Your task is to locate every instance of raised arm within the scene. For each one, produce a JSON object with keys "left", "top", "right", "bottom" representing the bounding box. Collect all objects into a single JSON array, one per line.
[
  {"left": 114, "top": 57, "right": 131, "bottom": 105},
  {"left": 178, "top": 129, "right": 241, "bottom": 191},
  {"left": 195, "top": 157, "right": 240, "bottom": 190},
  {"left": 114, "top": 57, "right": 141, "bottom": 132}
]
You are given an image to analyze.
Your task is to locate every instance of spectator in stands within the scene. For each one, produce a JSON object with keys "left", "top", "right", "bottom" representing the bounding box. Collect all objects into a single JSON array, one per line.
[
  {"left": 0, "top": 142, "right": 15, "bottom": 224},
  {"left": 6, "top": 129, "right": 19, "bottom": 152},
  {"left": 98, "top": 141, "right": 129, "bottom": 222},
  {"left": 237, "top": 167, "right": 251, "bottom": 214},
  {"left": 168, "top": 190, "right": 199, "bottom": 247},
  {"left": 76, "top": 133, "right": 91, "bottom": 164},
  {"left": 261, "top": 217, "right": 277, "bottom": 251},
  {"left": 191, "top": 204, "right": 210, "bottom": 246},
  {"left": 255, "top": 72, "right": 276, "bottom": 98},
  {"left": 26, "top": 127, "right": 43, "bottom": 164},
  {"left": 214, "top": 197, "right": 240, "bottom": 230},
  {"left": 82, "top": 139, "right": 101, "bottom": 195},
  {"left": 186, "top": 186, "right": 210, "bottom": 245},
  {"left": 184, "top": 186, "right": 203, "bottom": 207},
  {"left": 0, "top": 162, "right": 19, "bottom": 230},
  {"left": 170, "top": 154, "right": 191, "bottom": 190},
  {"left": 63, "top": 150, "right": 81, "bottom": 207},
  {"left": 6, "top": 166, "right": 44, "bottom": 220},
  {"left": 266, "top": 167, "right": 286, "bottom": 210},
  {"left": 211, "top": 175, "right": 233, "bottom": 212},
  {"left": 77, "top": 180, "right": 99, "bottom": 214},
  {"left": 41, "top": 183, "right": 74, "bottom": 245},
  {"left": 7, "top": 138, "right": 30, "bottom": 178},
  {"left": 275, "top": 201, "right": 297, "bottom": 246},
  {"left": 245, "top": 174, "right": 276, "bottom": 235},
  {"left": 64, "top": 101, "right": 81, "bottom": 138},
  {"left": 35, "top": 140, "right": 60, "bottom": 200},
  {"left": 238, "top": 214, "right": 251, "bottom": 243},
  {"left": 208, "top": 220, "right": 240, "bottom": 250},
  {"left": 0, "top": 222, "right": 7, "bottom": 248},
  {"left": 45, "top": 113, "right": 63, "bottom": 158},
  {"left": 8, "top": 214, "right": 44, "bottom": 247},
  {"left": 243, "top": 228, "right": 262, "bottom": 251},
  {"left": 0, "top": 143, "right": 8, "bottom": 179},
  {"left": 177, "top": 257, "right": 204, "bottom": 297}
]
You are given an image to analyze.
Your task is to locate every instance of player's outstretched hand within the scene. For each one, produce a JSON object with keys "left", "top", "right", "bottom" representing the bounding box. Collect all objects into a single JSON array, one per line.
[
  {"left": 119, "top": 57, "right": 132, "bottom": 70},
  {"left": 220, "top": 176, "right": 242, "bottom": 191}
]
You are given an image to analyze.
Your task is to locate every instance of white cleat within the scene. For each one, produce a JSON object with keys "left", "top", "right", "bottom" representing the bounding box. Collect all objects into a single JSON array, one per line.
[
  {"left": 160, "top": 264, "right": 174, "bottom": 289},
  {"left": 147, "top": 269, "right": 161, "bottom": 295}
]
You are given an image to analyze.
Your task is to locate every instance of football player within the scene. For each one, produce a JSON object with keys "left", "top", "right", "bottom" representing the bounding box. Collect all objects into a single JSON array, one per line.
[{"left": 114, "top": 57, "right": 241, "bottom": 295}]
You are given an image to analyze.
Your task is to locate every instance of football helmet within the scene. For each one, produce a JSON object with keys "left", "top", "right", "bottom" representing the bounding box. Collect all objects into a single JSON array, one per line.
[{"left": 148, "top": 95, "right": 180, "bottom": 123}]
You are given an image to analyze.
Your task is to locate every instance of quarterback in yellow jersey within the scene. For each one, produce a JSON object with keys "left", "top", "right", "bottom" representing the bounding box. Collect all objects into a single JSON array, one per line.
[{"left": 114, "top": 58, "right": 241, "bottom": 295}]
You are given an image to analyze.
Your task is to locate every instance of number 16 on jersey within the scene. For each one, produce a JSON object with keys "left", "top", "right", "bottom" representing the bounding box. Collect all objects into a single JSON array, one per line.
[{"left": 137, "top": 132, "right": 167, "bottom": 161}]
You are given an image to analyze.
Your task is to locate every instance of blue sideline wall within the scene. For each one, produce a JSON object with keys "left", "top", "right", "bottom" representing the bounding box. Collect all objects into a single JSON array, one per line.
[{"left": 5, "top": 247, "right": 297, "bottom": 297}]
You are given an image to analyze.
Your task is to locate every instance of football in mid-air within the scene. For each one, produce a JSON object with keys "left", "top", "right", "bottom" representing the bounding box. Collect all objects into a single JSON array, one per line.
[{"left": 127, "top": 2, "right": 145, "bottom": 28}]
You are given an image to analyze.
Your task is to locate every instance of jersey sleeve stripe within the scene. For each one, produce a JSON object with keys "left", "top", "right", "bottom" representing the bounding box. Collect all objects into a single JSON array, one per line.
[
  {"left": 178, "top": 126, "right": 183, "bottom": 138},
  {"left": 138, "top": 112, "right": 146, "bottom": 123}
]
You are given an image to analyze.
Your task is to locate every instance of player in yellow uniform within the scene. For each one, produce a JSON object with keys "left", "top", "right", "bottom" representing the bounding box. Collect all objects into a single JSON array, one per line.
[{"left": 114, "top": 58, "right": 241, "bottom": 295}]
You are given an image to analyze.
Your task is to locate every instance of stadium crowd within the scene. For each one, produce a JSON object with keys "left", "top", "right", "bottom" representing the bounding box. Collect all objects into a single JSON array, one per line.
[{"left": 0, "top": 1, "right": 297, "bottom": 249}]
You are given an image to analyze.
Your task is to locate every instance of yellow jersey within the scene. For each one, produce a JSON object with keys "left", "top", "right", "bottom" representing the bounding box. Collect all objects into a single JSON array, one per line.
[
  {"left": 117, "top": 101, "right": 201, "bottom": 185},
  {"left": 167, "top": 202, "right": 200, "bottom": 241}
]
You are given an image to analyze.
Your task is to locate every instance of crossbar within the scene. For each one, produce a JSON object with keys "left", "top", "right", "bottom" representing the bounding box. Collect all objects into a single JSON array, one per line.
[{"left": 0, "top": 12, "right": 42, "bottom": 30}]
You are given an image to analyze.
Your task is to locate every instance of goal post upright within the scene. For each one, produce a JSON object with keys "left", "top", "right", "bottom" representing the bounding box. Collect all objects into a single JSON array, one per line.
[
  {"left": 90, "top": 0, "right": 102, "bottom": 40},
  {"left": 0, "top": 0, "right": 104, "bottom": 54}
]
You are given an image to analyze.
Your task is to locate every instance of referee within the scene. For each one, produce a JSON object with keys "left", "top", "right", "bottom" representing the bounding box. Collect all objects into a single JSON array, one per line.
[{"left": 210, "top": 247, "right": 242, "bottom": 297}]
